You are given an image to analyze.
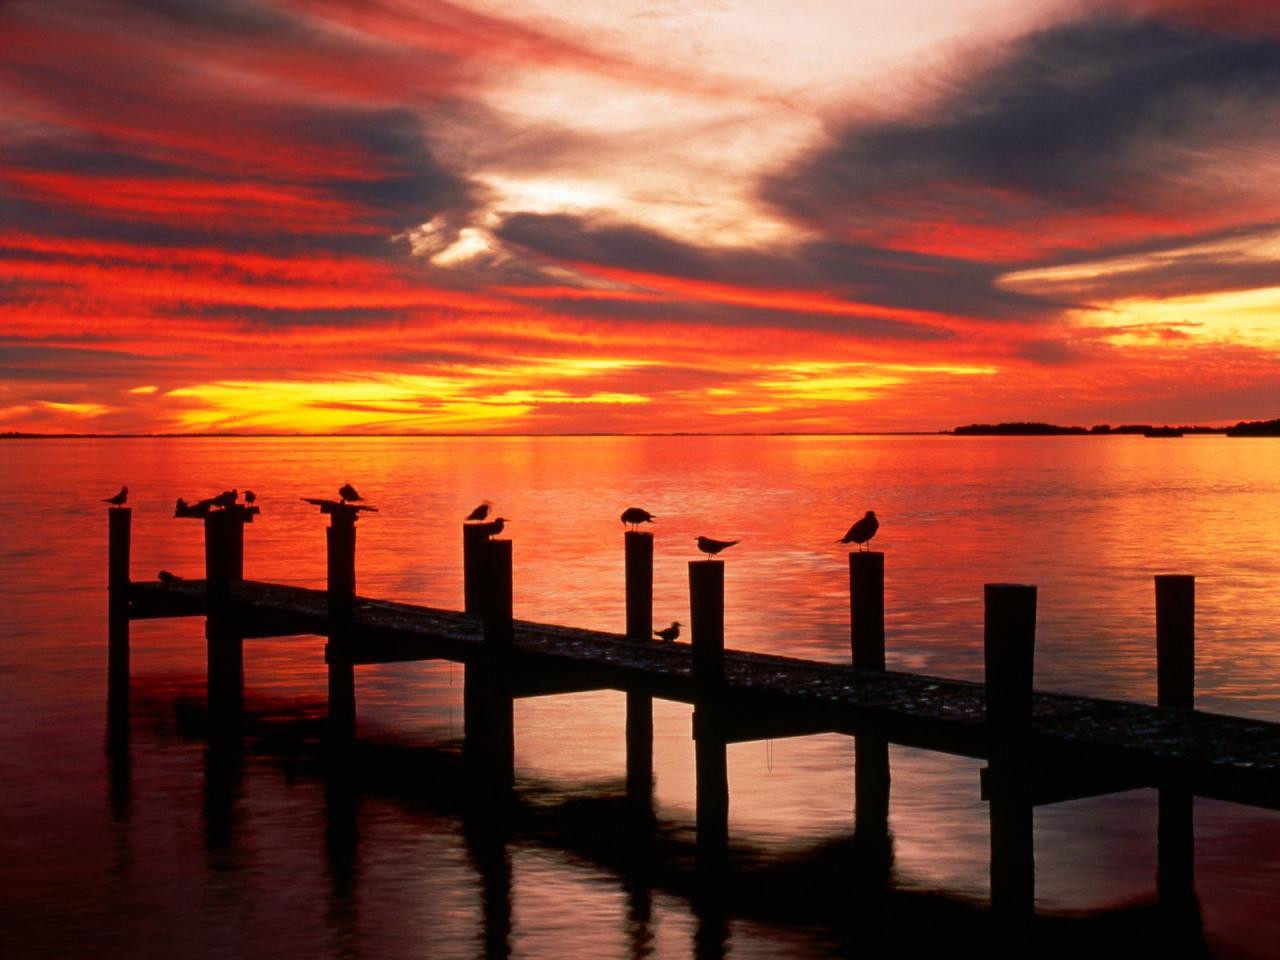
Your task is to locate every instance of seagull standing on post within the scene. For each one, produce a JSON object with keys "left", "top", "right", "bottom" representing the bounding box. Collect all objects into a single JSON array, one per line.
[
  {"left": 696, "top": 536, "right": 739, "bottom": 557},
  {"left": 338, "top": 483, "right": 362, "bottom": 503},
  {"left": 477, "top": 517, "right": 508, "bottom": 539},
  {"left": 621, "top": 507, "right": 655, "bottom": 530},
  {"left": 103, "top": 486, "right": 128, "bottom": 506},
  {"left": 838, "top": 511, "right": 879, "bottom": 551},
  {"left": 465, "top": 501, "right": 491, "bottom": 522}
]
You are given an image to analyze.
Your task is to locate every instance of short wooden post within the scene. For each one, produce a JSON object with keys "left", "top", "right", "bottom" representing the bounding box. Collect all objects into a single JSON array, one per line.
[
  {"left": 690, "top": 559, "right": 727, "bottom": 861},
  {"left": 466, "top": 538, "right": 514, "bottom": 810},
  {"left": 850, "top": 551, "right": 890, "bottom": 867},
  {"left": 1156, "top": 575, "right": 1196, "bottom": 911},
  {"left": 984, "top": 583, "right": 1037, "bottom": 919},
  {"left": 1156, "top": 575, "right": 1194, "bottom": 710},
  {"left": 107, "top": 507, "right": 132, "bottom": 711},
  {"left": 204, "top": 510, "right": 245, "bottom": 729},
  {"left": 850, "top": 551, "right": 884, "bottom": 670},
  {"left": 463, "top": 523, "right": 488, "bottom": 617},
  {"left": 625, "top": 531, "right": 655, "bottom": 811},
  {"left": 326, "top": 509, "right": 357, "bottom": 739}
]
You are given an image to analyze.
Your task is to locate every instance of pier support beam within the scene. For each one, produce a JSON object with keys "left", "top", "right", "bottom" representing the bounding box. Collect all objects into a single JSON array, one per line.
[
  {"left": 850, "top": 551, "right": 890, "bottom": 870},
  {"left": 326, "top": 510, "right": 357, "bottom": 740},
  {"left": 690, "top": 559, "right": 727, "bottom": 866},
  {"left": 625, "top": 530, "right": 655, "bottom": 815},
  {"left": 983, "top": 583, "right": 1037, "bottom": 921},
  {"left": 107, "top": 507, "right": 132, "bottom": 713},
  {"left": 1155, "top": 574, "right": 1198, "bottom": 917},
  {"left": 466, "top": 538, "right": 515, "bottom": 812},
  {"left": 204, "top": 509, "right": 246, "bottom": 731}
]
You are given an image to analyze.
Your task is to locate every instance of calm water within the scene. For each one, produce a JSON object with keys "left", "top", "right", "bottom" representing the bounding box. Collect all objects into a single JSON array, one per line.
[{"left": 2, "top": 435, "right": 1279, "bottom": 958}]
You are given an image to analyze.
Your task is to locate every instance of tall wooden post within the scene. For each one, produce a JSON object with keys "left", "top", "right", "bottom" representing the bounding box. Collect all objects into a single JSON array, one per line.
[
  {"left": 463, "top": 523, "right": 488, "bottom": 617},
  {"left": 204, "top": 509, "right": 245, "bottom": 729},
  {"left": 984, "top": 583, "right": 1037, "bottom": 920},
  {"left": 326, "top": 509, "right": 357, "bottom": 740},
  {"left": 1155, "top": 574, "right": 1197, "bottom": 912},
  {"left": 466, "top": 538, "right": 515, "bottom": 812},
  {"left": 625, "top": 530, "right": 655, "bottom": 812},
  {"left": 690, "top": 559, "right": 727, "bottom": 864},
  {"left": 107, "top": 507, "right": 132, "bottom": 712},
  {"left": 850, "top": 551, "right": 890, "bottom": 869}
]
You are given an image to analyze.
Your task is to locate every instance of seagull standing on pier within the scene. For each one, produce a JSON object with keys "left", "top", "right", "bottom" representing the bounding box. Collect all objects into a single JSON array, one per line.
[
  {"left": 654, "top": 621, "right": 681, "bottom": 642},
  {"left": 838, "top": 511, "right": 879, "bottom": 550},
  {"left": 338, "top": 483, "right": 362, "bottom": 503},
  {"left": 621, "top": 507, "right": 656, "bottom": 530},
  {"left": 244, "top": 490, "right": 256, "bottom": 504},
  {"left": 157, "top": 570, "right": 183, "bottom": 586},
  {"left": 465, "top": 501, "right": 492, "bottom": 522},
  {"left": 212, "top": 488, "right": 238, "bottom": 509},
  {"left": 103, "top": 486, "right": 128, "bottom": 506},
  {"left": 696, "top": 536, "right": 739, "bottom": 556}
]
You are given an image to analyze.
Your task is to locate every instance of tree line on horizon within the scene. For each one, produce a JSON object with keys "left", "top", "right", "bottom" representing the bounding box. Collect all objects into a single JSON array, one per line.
[{"left": 952, "top": 418, "right": 1280, "bottom": 436}]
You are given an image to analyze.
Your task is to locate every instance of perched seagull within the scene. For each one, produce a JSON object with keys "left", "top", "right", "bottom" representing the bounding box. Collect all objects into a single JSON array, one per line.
[
  {"left": 696, "top": 536, "right": 739, "bottom": 556},
  {"left": 653, "top": 621, "right": 681, "bottom": 642},
  {"left": 476, "top": 516, "right": 508, "bottom": 539},
  {"left": 157, "top": 570, "right": 183, "bottom": 586},
  {"left": 212, "top": 488, "right": 238, "bottom": 509},
  {"left": 102, "top": 486, "right": 128, "bottom": 506},
  {"left": 838, "top": 511, "right": 879, "bottom": 551},
  {"left": 243, "top": 490, "right": 256, "bottom": 504},
  {"left": 620, "top": 507, "right": 656, "bottom": 530},
  {"left": 338, "top": 483, "right": 362, "bottom": 503},
  {"left": 465, "top": 501, "right": 491, "bottom": 522}
]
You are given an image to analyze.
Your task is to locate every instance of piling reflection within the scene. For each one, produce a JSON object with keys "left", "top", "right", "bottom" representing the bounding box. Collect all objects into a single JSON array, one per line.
[
  {"left": 105, "top": 708, "right": 132, "bottom": 825},
  {"left": 202, "top": 740, "right": 243, "bottom": 861},
  {"left": 464, "top": 821, "right": 512, "bottom": 960}
]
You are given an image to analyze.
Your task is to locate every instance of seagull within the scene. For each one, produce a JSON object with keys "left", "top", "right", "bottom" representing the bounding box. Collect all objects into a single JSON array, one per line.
[
  {"left": 102, "top": 486, "right": 128, "bottom": 506},
  {"left": 476, "top": 516, "right": 508, "bottom": 539},
  {"left": 696, "top": 536, "right": 739, "bottom": 556},
  {"left": 244, "top": 490, "right": 256, "bottom": 504},
  {"left": 338, "top": 483, "right": 362, "bottom": 503},
  {"left": 838, "top": 510, "right": 879, "bottom": 551},
  {"left": 620, "top": 507, "right": 656, "bottom": 530},
  {"left": 157, "top": 570, "right": 183, "bottom": 586},
  {"left": 212, "top": 488, "right": 238, "bottom": 509},
  {"left": 653, "top": 621, "right": 681, "bottom": 642},
  {"left": 465, "top": 501, "right": 491, "bottom": 522}
]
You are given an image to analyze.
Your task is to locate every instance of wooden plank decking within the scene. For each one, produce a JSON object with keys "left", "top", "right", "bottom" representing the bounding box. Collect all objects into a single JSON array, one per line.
[{"left": 128, "top": 578, "right": 1280, "bottom": 811}]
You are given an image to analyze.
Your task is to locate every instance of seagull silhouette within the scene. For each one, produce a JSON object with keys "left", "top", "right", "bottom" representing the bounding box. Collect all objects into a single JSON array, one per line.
[
  {"left": 476, "top": 516, "right": 508, "bottom": 539},
  {"left": 465, "top": 501, "right": 491, "bottom": 522},
  {"left": 102, "top": 485, "right": 128, "bottom": 506},
  {"left": 244, "top": 490, "right": 256, "bottom": 504},
  {"left": 696, "top": 536, "right": 739, "bottom": 556},
  {"left": 212, "top": 488, "right": 238, "bottom": 509},
  {"left": 338, "top": 483, "right": 361, "bottom": 503},
  {"left": 838, "top": 510, "right": 879, "bottom": 550},
  {"left": 157, "top": 570, "right": 183, "bottom": 585},
  {"left": 621, "top": 507, "right": 656, "bottom": 530},
  {"left": 653, "top": 621, "right": 681, "bottom": 642}
]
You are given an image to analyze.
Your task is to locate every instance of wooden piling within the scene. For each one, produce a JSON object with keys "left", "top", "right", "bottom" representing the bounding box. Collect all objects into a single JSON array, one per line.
[
  {"left": 850, "top": 551, "right": 890, "bottom": 864},
  {"left": 983, "top": 584, "right": 1038, "bottom": 740},
  {"left": 463, "top": 522, "right": 488, "bottom": 617},
  {"left": 625, "top": 531, "right": 655, "bottom": 810},
  {"left": 107, "top": 507, "right": 131, "bottom": 711},
  {"left": 466, "top": 538, "right": 515, "bottom": 809},
  {"left": 849, "top": 551, "right": 885, "bottom": 671},
  {"left": 690, "top": 560, "right": 728, "bottom": 858},
  {"left": 325, "top": 509, "right": 357, "bottom": 739},
  {"left": 1156, "top": 574, "right": 1195, "bottom": 710},
  {"left": 204, "top": 510, "right": 245, "bottom": 728},
  {"left": 984, "top": 583, "right": 1037, "bottom": 919},
  {"left": 1156, "top": 575, "right": 1197, "bottom": 912}
]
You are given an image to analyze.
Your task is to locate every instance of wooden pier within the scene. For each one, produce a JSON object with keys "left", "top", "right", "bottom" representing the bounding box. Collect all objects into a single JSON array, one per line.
[{"left": 105, "top": 500, "right": 1280, "bottom": 916}]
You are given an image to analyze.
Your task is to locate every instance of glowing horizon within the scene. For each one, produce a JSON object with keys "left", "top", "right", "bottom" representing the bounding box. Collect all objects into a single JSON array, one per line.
[{"left": 3, "top": 0, "right": 1280, "bottom": 434}]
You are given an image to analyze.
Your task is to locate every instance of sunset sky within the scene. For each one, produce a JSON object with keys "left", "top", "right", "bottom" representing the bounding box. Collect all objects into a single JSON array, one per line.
[{"left": 2, "top": 0, "right": 1279, "bottom": 433}]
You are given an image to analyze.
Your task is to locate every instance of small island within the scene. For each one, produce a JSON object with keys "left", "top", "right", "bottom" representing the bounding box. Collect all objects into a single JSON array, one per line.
[{"left": 952, "top": 419, "right": 1280, "bottom": 436}]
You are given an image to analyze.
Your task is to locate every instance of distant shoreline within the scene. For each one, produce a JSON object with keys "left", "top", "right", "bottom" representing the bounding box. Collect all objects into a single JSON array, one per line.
[{"left": 953, "top": 418, "right": 1280, "bottom": 437}]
